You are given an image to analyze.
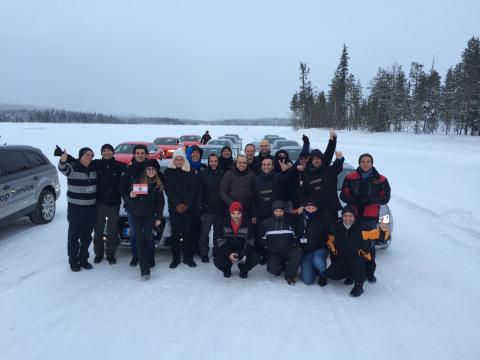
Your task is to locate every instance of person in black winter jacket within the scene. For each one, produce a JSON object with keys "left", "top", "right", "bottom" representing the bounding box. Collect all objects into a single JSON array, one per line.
[
  {"left": 295, "top": 201, "right": 331, "bottom": 286},
  {"left": 200, "top": 131, "right": 211, "bottom": 145},
  {"left": 302, "top": 144, "right": 344, "bottom": 223},
  {"left": 91, "top": 144, "right": 125, "bottom": 265},
  {"left": 119, "top": 144, "right": 150, "bottom": 267},
  {"left": 164, "top": 149, "right": 200, "bottom": 268},
  {"left": 214, "top": 202, "right": 260, "bottom": 278},
  {"left": 218, "top": 146, "right": 234, "bottom": 171},
  {"left": 186, "top": 145, "right": 206, "bottom": 261},
  {"left": 259, "top": 201, "right": 302, "bottom": 285},
  {"left": 251, "top": 157, "right": 275, "bottom": 262},
  {"left": 126, "top": 159, "right": 165, "bottom": 279},
  {"left": 198, "top": 154, "right": 225, "bottom": 262},
  {"left": 326, "top": 206, "right": 389, "bottom": 297},
  {"left": 272, "top": 149, "right": 295, "bottom": 212},
  {"left": 340, "top": 153, "right": 391, "bottom": 283}
]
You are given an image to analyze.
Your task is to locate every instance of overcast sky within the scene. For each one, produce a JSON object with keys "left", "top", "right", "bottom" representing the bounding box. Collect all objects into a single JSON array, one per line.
[{"left": 0, "top": 0, "right": 478, "bottom": 120}]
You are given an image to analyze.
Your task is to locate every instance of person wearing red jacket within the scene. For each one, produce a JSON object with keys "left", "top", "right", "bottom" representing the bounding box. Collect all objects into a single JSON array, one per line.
[{"left": 340, "top": 153, "right": 391, "bottom": 283}]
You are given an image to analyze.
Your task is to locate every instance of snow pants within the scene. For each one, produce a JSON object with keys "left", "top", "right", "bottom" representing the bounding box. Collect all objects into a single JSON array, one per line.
[
  {"left": 169, "top": 209, "right": 194, "bottom": 263},
  {"left": 214, "top": 250, "right": 260, "bottom": 275},
  {"left": 199, "top": 213, "right": 224, "bottom": 257},
  {"left": 131, "top": 214, "right": 156, "bottom": 276},
  {"left": 267, "top": 247, "right": 303, "bottom": 278},
  {"left": 67, "top": 204, "right": 96, "bottom": 265},
  {"left": 93, "top": 203, "right": 119, "bottom": 258},
  {"left": 326, "top": 256, "right": 367, "bottom": 284}
]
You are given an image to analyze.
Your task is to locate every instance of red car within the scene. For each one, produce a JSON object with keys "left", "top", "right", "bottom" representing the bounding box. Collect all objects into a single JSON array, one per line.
[
  {"left": 153, "top": 137, "right": 178, "bottom": 159},
  {"left": 114, "top": 142, "right": 164, "bottom": 165},
  {"left": 178, "top": 135, "right": 201, "bottom": 148}
]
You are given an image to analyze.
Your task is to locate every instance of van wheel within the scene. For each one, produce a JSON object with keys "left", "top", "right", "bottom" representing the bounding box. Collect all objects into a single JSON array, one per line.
[{"left": 30, "top": 190, "right": 56, "bottom": 224}]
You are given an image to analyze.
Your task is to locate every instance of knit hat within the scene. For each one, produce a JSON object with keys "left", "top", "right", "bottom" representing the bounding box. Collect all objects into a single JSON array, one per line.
[
  {"left": 272, "top": 200, "right": 286, "bottom": 211},
  {"left": 132, "top": 144, "right": 148, "bottom": 155},
  {"left": 304, "top": 201, "right": 318, "bottom": 208},
  {"left": 145, "top": 159, "right": 160, "bottom": 170},
  {"left": 341, "top": 205, "right": 357, "bottom": 217},
  {"left": 229, "top": 201, "right": 243, "bottom": 214},
  {"left": 358, "top": 153, "right": 373, "bottom": 164},
  {"left": 101, "top": 143, "right": 114, "bottom": 153},
  {"left": 173, "top": 148, "right": 186, "bottom": 160},
  {"left": 78, "top": 147, "right": 94, "bottom": 159}
]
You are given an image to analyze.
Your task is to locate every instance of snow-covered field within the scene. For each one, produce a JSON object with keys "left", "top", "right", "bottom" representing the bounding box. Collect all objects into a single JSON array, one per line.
[{"left": 1, "top": 123, "right": 479, "bottom": 360}]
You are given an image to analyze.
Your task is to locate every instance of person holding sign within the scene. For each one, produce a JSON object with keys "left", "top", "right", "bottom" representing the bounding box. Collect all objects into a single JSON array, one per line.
[{"left": 126, "top": 159, "right": 165, "bottom": 279}]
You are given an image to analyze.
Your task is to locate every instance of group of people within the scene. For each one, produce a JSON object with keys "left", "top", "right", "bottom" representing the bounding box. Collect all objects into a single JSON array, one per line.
[{"left": 58, "top": 130, "right": 390, "bottom": 297}]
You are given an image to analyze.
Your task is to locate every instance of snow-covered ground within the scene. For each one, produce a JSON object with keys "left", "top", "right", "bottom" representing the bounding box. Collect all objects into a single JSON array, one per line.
[{"left": 1, "top": 123, "right": 479, "bottom": 360}]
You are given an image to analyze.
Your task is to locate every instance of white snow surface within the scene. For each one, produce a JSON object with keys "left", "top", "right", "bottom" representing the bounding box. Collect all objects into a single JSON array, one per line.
[{"left": 1, "top": 123, "right": 480, "bottom": 360}]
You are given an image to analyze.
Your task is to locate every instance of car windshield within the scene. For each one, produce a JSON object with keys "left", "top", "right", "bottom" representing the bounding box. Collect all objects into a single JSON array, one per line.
[
  {"left": 180, "top": 135, "right": 199, "bottom": 142},
  {"left": 209, "top": 140, "right": 230, "bottom": 146},
  {"left": 282, "top": 148, "right": 301, "bottom": 160},
  {"left": 154, "top": 138, "right": 177, "bottom": 145},
  {"left": 148, "top": 144, "right": 157, "bottom": 153},
  {"left": 225, "top": 134, "right": 240, "bottom": 139},
  {"left": 201, "top": 147, "right": 222, "bottom": 159},
  {"left": 275, "top": 141, "right": 299, "bottom": 147},
  {"left": 220, "top": 136, "right": 237, "bottom": 143},
  {"left": 114, "top": 144, "right": 135, "bottom": 154},
  {"left": 337, "top": 167, "right": 355, "bottom": 191}
]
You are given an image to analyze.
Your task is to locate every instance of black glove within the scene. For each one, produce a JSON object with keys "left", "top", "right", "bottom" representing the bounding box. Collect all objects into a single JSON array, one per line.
[
  {"left": 302, "top": 134, "right": 310, "bottom": 145},
  {"left": 54, "top": 145, "right": 63, "bottom": 156}
]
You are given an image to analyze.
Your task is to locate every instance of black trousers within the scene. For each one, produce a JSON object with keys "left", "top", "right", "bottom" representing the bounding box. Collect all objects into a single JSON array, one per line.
[
  {"left": 267, "top": 247, "right": 303, "bottom": 278},
  {"left": 190, "top": 211, "right": 202, "bottom": 256},
  {"left": 199, "top": 213, "right": 224, "bottom": 257},
  {"left": 132, "top": 214, "right": 155, "bottom": 276},
  {"left": 92, "top": 203, "right": 120, "bottom": 258},
  {"left": 67, "top": 204, "right": 96, "bottom": 265},
  {"left": 214, "top": 250, "right": 260, "bottom": 275},
  {"left": 326, "top": 256, "right": 367, "bottom": 284},
  {"left": 169, "top": 209, "right": 193, "bottom": 262}
]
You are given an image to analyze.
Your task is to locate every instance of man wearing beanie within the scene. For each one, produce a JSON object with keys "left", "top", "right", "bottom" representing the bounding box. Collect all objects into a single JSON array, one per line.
[
  {"left": 58, "top": 147, "right": 97, "bottom": 271},
  {"left": 90, "top": 144, "right": 125, "bottom": 265},
  {"left": 119, "top": 143, "right": 150, "bottom": 266},
  {"left": 326, "top": 206, "right": 389, "bottom": 297},
  {"left": 295, "top": 201, "right": 331, "bottom": 286},
  {"left": 258, "top": 200, "right": 302, "bottom": 285},
  {"left": 214, "top": 201, "right": 260, "bottom": 278},
  {"left": 340, "top": 152, "right": 391, "bottom": 283}
]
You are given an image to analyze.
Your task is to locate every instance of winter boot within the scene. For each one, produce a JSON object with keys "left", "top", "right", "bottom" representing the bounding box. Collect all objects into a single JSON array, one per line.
[
  {"left": 344, "top": 278, "right": 353, "bottom": 285},
  {"left": 350, "top": 283, "right": 364, "bottom": 297},
  {"left": 367, "top": 274, "right": 377, "bottom": 284},
  {"left": 107, "top": 256, "right": 116, "bottom": 265},
  {"left": 184, "top": 259, "right": 197, "bottom": 267},
  {"left": 80, "top": 261, "right": 93, "bottom": 270},
  {"left": 239, "top": 271, "right": 248, "bottom": 279},
  {"left": 94, "top": 255, "right": 103, "bottom": 264},
  {"left": 201, "top": 255, "right": 209, "bottom": 263},
  {"left": 70, "top": 263, "right": 81, "bottom": 272},
  {"left": 317, "top": 275, "right": 328, "bottom": 287},
  {"left": 169, "top": 257, "right": 180, "bottom": 269},
  {"left": 129, "top": 256, "right": 138, "bottom": 267},
  {"left": 285, "top": 275, "right": 296, "bottom": 285},
  {"left": 223, "top": 269, "right": 231, "bottom": 278},
  {"left": 142, "top": 274, "right": 150, "bottom": 280}
]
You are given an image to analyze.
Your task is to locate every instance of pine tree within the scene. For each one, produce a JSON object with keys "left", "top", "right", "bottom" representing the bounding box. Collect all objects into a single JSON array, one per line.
[{"left": 329, "top": 45, "right": 349, "bottom": 129}]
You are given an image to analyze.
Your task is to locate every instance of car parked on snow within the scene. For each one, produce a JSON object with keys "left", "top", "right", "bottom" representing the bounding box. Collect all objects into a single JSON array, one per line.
[
  {"left": 218, "top": 136, "right": 241, "bottom": 154},
  {"left": 271, "top": 139, "right": 300, "bottom": 153},
  {"left": 114, "top": 142, "right": 164, "bottom": 165},
  {"left": 153, "top": 137, "right": 178, "bottom": 159},
  {"left": 199, "top": 144, "right": 223, "bottom": 164},
  {"left": 206, "top": 139, "right": 238, "bottom": 158},
  {"left": 277, "top": 145, "right": 304, "bottom": 161},
  {"left": 0, "top": 145, "right": 61, "bottom": 227},
  {"left": 178, "top": 135, "right": 201, "bottom": 148},
  {"left": 224, "top": 134, "right": 242, "bottom": 149}
]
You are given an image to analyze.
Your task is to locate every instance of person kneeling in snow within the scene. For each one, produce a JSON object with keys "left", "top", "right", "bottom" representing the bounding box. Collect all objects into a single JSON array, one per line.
[
  {"left": 214, "top": 202, "right": 260, "bottom": 278},
  {"left": 259, "top": 201, "right": 302, "bottom": 285},
  {"left": 326, "top": 206, "right": 389, "bottom": 297}
]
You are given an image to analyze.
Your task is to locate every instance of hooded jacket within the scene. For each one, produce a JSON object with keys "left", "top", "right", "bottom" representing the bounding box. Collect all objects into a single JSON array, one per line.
[
  {"left": 218, "top": 146, "right": 234, "bottom": 172},
  {"left": 164, "top": 153, "right": 199, "bottom": 210}
]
